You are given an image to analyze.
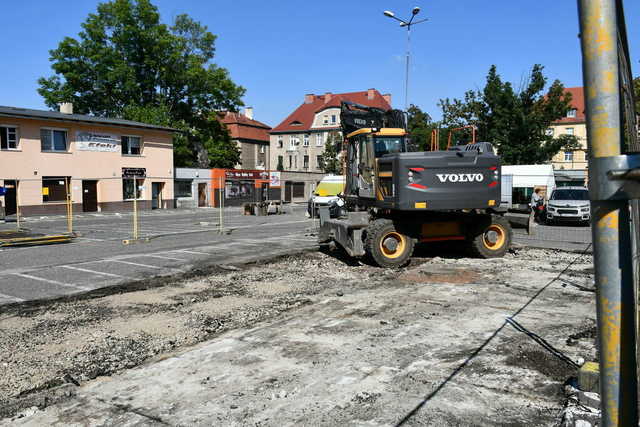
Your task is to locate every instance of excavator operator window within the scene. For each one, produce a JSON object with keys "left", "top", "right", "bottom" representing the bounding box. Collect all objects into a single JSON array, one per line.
[{"left": 373, "top": 136, "right": 406, "bottom": 157}]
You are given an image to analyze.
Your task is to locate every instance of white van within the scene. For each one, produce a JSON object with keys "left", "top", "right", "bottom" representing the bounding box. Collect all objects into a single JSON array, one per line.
[{"left": 307, "top": 175, "right": 345, "bottom": 218}]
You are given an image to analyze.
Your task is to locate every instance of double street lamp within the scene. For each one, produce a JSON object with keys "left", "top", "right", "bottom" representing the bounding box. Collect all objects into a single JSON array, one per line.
[{"left": 383, "top": 7, "right": 428, "bottom": 111}]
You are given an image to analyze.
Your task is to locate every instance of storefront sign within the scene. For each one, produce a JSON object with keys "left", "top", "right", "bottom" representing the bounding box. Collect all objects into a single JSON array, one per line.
[
  {"left": 225, "top": 170, "right": 269, "bottom": 180},
  {"left": 269, "top": 171, "right": 281, "bottom": 187},
  {"left": 122, "top": 167, "right": 146, "bottom": 178},
  {"left": 76, "top": 131, "right": 120, "bottom": 152}
]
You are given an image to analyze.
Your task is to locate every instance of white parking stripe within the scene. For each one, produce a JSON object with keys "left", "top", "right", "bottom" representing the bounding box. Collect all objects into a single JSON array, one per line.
[
  {"left": 0, "top": 292, "right": 25, "bottom": 302},
  {"left": 176, "top": 249, "right": 212, "bottom": 255},
  {"left": 109, "top": 259, "right": 184, "bottom": 272},
  {"left": 140, "top": 254, "right": 187, "bottom": 261},
  {"left": 12, "top": 273, "right": 91, "bottom": 291},
  {"left": 61, "top": 265, "right": 130, "bottom": 279}
]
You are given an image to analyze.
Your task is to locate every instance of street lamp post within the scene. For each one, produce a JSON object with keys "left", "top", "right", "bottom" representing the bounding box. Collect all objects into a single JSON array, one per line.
[{"left": 383, "top": 7, "right": 428, "bottom": 112}]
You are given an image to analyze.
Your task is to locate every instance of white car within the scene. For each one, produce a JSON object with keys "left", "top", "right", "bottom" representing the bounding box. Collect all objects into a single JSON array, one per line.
[
  {"left": 307, "top": 175, "right": 345, "bottom": 218},
  {"left": 545, "top": 186, "right": 590, "bottom": 225}
]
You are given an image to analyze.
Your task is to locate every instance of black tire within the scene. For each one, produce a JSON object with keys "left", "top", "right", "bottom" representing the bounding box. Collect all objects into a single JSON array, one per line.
[
  {"left": 467, "top": 215, "right": 512, "bottom": 258},
  {"left": 364, "top": 219, "right": 415, "bottom": 268}
]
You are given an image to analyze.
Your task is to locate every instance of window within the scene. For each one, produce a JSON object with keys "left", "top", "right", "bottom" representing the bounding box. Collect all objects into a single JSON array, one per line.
[
  {"left": 122, "top": 136, "right": 141, "bottom": 155},
  {"left": 565, "top": 128, "right": 574, "bottom": 136},
  {"left": 288, "top": 155, "right": 292, "bottom": 169},
  {"left": 323, "top": 115, "right": 329, "bottom": 124},
  {"left": 294, "top": 156, "right": 298, "bottom": 168},
  {"left": 316, "top": 133, "right": 323, "bottom": 146},
  {"left": 567, "top": 109, "right": 577, "bottom": 118},
  {"left": 545, "top": 128, "right": 554, "bottom": 136},
  {"left": 41, "top": 129, "right": 67, "bottom": 151},
  {"left": 317, "top": 155, "right": 324, "bottom": 169},
  {"left": 277, "top": 155, "right": 284, "bottom": 170},
  {"left": 277, "top": 136, "right": 283, "bottom": 148},
  {"left": 259, "top": 145, "right": 266, "bottom": 154},
  {"left": 123, "top": 178, "right": 144, "bottom": 200},
  {"left": 42, "top": 177, "right": 70, "bottom": 202},
  {"left": 303, "top": 134, "right": 309, "bottom": 146},
  {"left": 303, "top": 155, "right": 309, "bottom": 169},
  {"left": 331, "top": 115, "right": 336, "bottom": 124},
  {"left": 174, "top": 180, "right": 192, "bottom": 198},
  {"left": 0, "top": 126, "right": 18, "bottom": 150},
  {"left": 289, "top": 135, "right": 297, "bottom": 149},
  {"left": 564, "top": 151, "right": 574, "bottom": 161}
]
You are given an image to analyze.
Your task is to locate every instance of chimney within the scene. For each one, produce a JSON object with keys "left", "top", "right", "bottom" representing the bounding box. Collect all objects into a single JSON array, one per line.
[
  {"left": 59, "top": 102, "right": 73, "bottom": 114},
  {"left": 382, "top": 93, "right": 392, "bottom": 106},
  {"left": 367, "top": 88, "right": 375, "bottom": 100},
  {"left": 304, "top": 94, "right": 314, "bottom": 104},
  {"left": 324, "top": 92, "right": 332, "bottom": 103},
  {"left": 244, "top": 107, "right": 253, "bottom": 120}
]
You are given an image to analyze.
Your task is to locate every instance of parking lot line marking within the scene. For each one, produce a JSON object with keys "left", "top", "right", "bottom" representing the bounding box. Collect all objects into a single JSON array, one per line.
[
  {"left": 61, "top": 265, "right": 130, "bottom": 279},
  {"left": 140, "top": 254, "right": 187, "bottom": 261},
  {"left": 0, "top": 292, "right": 25, "bottom": 302},
  {"left": 109, "top": 259, "right": 184, "bottom": 273},
  {"left": 12, "top": 273, "right": 91, "bottom": 291},
  {"left": 176, "top": 249, "right": 212, "bottom": 255}
]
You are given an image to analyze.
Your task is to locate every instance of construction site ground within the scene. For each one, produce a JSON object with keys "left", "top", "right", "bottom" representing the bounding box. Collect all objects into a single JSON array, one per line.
[{"left": 1, "top": 244, "right": 597, "bottom": 426}]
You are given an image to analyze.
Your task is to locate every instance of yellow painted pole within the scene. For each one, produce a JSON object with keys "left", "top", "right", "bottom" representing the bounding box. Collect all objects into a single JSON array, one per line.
[
  {"left": 15, "top": 179, "right": 20, "bottom": 231},
  {"left": 65, "top": 177, "right": 73, "bottom": 234},
  {"left": 133, "top": 190, "right": 138, "bottom": 240}
]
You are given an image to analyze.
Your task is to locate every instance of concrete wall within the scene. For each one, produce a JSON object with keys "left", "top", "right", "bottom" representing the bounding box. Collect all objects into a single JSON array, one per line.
[
  {"left": 0, "top": 117, "right": 174, "bottom": 216},
  {"left": 174, "top": 168, "right": 213, "bottom": 209}
]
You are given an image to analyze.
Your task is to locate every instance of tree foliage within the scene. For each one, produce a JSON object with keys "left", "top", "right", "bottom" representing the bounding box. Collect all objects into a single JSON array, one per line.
[
  {"left": 38, "top": 0, "right": 244, "bottom": 168},
  {"left": 406, "top": 105, "right": 435, "bottom": 151},
  {"left": 438, "top": 65, "right": 579, "bottom": 165},
  {"left": 321, "top": 131, "right": 343, "bottom": 174}
]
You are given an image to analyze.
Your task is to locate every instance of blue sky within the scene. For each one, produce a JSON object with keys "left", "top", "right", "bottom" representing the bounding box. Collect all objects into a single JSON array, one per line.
[{"left": 2, "top": 1, "right": 639, "bottom": 127}]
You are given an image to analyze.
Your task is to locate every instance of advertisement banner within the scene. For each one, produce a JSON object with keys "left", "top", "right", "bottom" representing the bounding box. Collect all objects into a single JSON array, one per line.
[
  {"left": 269, "top": 171, "right": 281, "bottom": 187},
  {"left": 76, "top": 131, "right": 120, "bottom": 152}
]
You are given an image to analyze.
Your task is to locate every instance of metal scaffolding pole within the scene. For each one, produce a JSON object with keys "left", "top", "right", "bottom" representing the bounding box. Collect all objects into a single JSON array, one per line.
[{"left": 578, "top": 0, "right": 638, "bottom": 425}]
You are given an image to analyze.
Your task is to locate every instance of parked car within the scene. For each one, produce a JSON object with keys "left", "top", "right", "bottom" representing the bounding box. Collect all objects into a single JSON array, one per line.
[
  {"left": 545, "top": 186, "right": 590, "bottom": 225},
  {"left": 307, "top": 175, "right": 345, "bottom": 218}
]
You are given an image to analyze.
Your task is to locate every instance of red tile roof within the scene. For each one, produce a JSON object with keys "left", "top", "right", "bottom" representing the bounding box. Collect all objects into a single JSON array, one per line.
[
  {"left": 220, "top": 112, "right": 271, "bottom": 143},
  {"left": 553, "top": 87, "right": 585, "bottom": 124},
  {"left": 271, "top": 89, "right": 392, "bottom": 133}
]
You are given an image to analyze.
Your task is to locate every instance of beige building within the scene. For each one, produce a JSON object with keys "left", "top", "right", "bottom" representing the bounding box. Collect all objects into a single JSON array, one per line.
[
  {"left": 220, "top": 108, "right": 271, "bottom": 170},
  {"left": 549, "top": 87, "right": 588, "bottom": 186},
  {"left": 0, "top": 104, "right": 175, "bottom": 217},
  {"left": 269, "top": 89, "right": 391, "bottom": 173}
]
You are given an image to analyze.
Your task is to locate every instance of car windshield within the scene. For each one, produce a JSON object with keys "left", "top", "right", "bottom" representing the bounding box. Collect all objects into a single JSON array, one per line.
[
  {"left": 551, "top": 189, "right": 589, "bottom": 201},
  {"left": 374, "top": 137, "right": 405, "bottom": 157}
]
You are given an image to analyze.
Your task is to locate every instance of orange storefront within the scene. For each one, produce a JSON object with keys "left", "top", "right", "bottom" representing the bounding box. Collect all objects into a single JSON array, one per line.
[{"left": 209, "top": 169, "right": 280, "bottom": 207}]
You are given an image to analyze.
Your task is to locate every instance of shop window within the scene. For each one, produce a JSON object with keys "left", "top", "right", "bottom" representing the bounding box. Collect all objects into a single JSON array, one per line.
[
  {"left": 122, "top": 136, "right": 142, "bottom": 155},
  {"left": 174, "top": 180, "right": 192, "bottom": 198},
  {"left": 303, "top": 155, "right": 309, "bottom": 169},
  {"left": 41, "top": 129, "right": 67, "bottom": 152},
  {"left": 512, "top": 187, "right": 533, "bottom": 205},
  {"left": 42, "top": 177, "right": 70, "bottom": 202},
  {"left": 225, "top": 180, "right": 254, "bottom": 200},
  {"left": 123, "top": 178, "right": 144, "bottom": 200},
  {"left": 0, "top": 126, "right": 18, "bottom": 150}
]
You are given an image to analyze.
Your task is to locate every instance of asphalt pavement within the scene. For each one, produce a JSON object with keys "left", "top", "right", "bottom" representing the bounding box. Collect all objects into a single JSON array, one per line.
[{"left": 0, "top": 207, "right": 591, "bottom": 306}]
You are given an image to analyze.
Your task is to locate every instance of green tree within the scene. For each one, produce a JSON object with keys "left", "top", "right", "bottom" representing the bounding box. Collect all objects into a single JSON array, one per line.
[
  {"left": 38, "top": 0, "right": 245, "bottom": 168},
  {"left": 406, "top": 104, "right": 435, "bottom": 151},
  {"left": 439, "top": 65, "right": 579, "bottom": 164},
  {"left": 320, "top": 131, "right": 342, "bottom": 174}
]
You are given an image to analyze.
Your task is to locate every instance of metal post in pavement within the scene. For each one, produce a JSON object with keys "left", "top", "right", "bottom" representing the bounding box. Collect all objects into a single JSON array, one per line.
[
  {"left": 15, "top": 179, "right": 20, "bottom": 231},
  {"left": 578, "top": 0, "right": 638, "bottom": 425},
  {"left": 65, "top": 177, "right": 73, "bottom": 234},
  {"left": 218, "top": 176, "right": 224, "bottom": 234}
]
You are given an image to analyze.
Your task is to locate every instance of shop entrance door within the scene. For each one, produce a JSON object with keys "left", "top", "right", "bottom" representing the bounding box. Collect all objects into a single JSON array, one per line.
[
  {"left": 4, "top": 180, "right": 17, "bottom": 216},
  {"left": 284, "top": 181, "right": 292, "bottom": 202},
  {"left": 152, "top": 182, "right": 163, "bottom": 209},
  {"left": 198, "top": 183, "right": 207, "bottom": 207},
  {"left": 82, "top": 180, "right": 98, "bottom": 212}
]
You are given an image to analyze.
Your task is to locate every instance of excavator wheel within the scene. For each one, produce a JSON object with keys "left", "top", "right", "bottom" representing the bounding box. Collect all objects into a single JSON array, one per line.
[
  {"left": 467, "top": 215, "right": 512, "bottom": 258},
  {"left": 365, "top": 219, "right": 415, "bottom": 268}
]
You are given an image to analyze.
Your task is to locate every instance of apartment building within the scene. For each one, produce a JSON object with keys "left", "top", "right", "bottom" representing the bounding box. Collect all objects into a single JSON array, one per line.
[
  {"left": 0, "top": 104, "right": 175, "bottom": 216},
  {"left": 269, "top": 89, "right": 391, "bottom": 173},
  {"left": 549, "top": 87, "right": 588, "bottom": 186},
  {"left": 220, "top": 108, "right": 271, "bottom": 170}
]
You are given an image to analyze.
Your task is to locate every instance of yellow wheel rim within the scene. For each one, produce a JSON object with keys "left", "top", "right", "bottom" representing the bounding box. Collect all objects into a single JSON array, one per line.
[
  {"left": 483, "top": 224, "right": 506, "bottom": 250},
  {"left": 379, "top": 231, "right": 407, "bottom": 259}
]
